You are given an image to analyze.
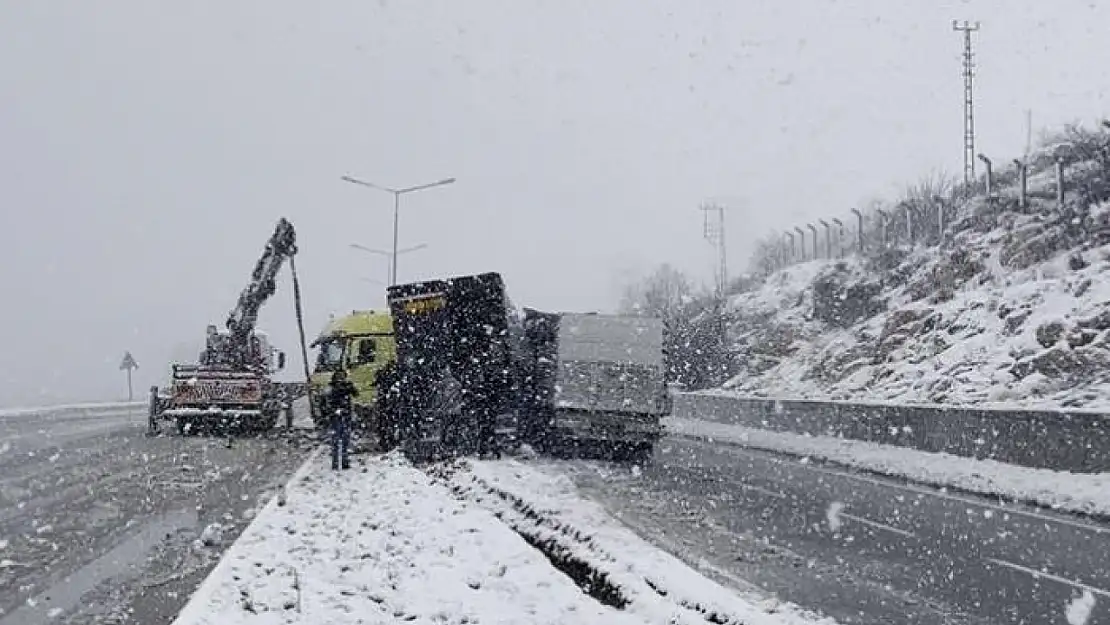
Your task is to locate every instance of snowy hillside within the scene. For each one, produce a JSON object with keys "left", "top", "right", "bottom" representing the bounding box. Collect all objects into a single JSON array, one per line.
[{"left": 724, "top": 125, "right": 1110, "bottom": 410}]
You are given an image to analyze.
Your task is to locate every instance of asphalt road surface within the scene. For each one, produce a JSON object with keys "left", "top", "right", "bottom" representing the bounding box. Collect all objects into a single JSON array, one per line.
[
  {"left": 0, "top": 403, "right": 315, "bottom": 625},
  {"left": 564, "top": 435, "right": 1110, "bottom": 625}
]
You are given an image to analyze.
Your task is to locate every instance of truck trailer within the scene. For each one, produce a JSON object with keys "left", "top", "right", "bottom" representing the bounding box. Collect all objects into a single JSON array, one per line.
[
  {"left": 521, "top": 310, "right": 669, "bottom": 461},
  {"left": 380, "top": 271, "right": 668, "bottom": 463},
  {"left": 382, "top": 272, "right": 522, "bottom": 461}
]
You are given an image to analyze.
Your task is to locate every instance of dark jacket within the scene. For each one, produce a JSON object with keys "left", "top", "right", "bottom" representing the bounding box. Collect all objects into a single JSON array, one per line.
[{"left": 325, "top": 379, "right": 359, "bottom": 426}]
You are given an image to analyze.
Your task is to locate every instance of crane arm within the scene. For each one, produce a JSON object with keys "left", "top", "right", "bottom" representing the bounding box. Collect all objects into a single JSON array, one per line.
[{"left": 223, "top": 218, "right": 298, "bottom": 365}]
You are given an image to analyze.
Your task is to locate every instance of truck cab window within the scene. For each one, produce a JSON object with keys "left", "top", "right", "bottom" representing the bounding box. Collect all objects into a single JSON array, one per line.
[
  {"left": 315, "top": 340, "right": 346, "bottom": 372},
  {"left": 356, "top": 338, "right": 377, "bottom": 364}
]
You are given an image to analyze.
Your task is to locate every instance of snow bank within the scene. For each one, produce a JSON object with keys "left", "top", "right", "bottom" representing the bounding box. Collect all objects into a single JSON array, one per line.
[
  {"left": 726, "top": 205, "right": 1110, "bottom": 410},
  {"left": 172, "top": 451, "right": 646, "bottom": 625},
  {"left": 441, "top": 458, "right": 836, "bottom": 625},
  {"left": 668, "top": 416, "right": 1110, "bottom": 518},
  {"left": 725, "top": 127, "right": 1110, "bottom": 411}
]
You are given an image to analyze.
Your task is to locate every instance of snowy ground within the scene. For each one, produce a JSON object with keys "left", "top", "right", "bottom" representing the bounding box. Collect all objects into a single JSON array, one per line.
[
  {"left": 724, "top": 132, "right": 1110, "bottom": 411},
  {"left": 439, "top": 457, "right": 835, "bottom": 625},
  {"left": 667, "top": 416, "right": 1110, "bottom": 518},
  {"left": 725, "top": 236, "right": 1110, "bottom": 410},
  {"left": 0, "top": 400, "right": 312, "bottom": 625},
  {"left": 172, "top": 450, "right": 835, "bottom": 625}
]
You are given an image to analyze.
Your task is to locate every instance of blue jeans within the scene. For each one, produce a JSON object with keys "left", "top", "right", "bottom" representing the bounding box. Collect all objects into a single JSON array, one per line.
[{"left": 330, "top": 420, "right": 350, "bottom": 469}]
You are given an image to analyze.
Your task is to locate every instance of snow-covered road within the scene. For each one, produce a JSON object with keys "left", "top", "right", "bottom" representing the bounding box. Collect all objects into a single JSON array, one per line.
[
  {"left": 560, "top": 434, "right": 1110, "bottom": 625},
  {"left": 172, "top": 451, "right": 831, "bottom": 625},
  {"left": 0, "top": 402, "right": 313, "bottom": 624},
  {"left": 12, "top": 400, "right": 1110, "bottom": 625}
]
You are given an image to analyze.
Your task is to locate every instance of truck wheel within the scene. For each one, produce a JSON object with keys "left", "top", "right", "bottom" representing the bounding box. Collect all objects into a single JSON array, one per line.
[
  {"left": 258, "top": 411, "right": 279, "bottom": 433},
  {"left": 628, "top": 442, "right": 654, "bottom": 465},
  {"left": 611, "top": 441, "right": 653, "bottom": 464}
]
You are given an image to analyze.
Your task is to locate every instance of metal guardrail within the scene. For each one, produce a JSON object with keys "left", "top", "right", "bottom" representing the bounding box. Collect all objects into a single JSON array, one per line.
[
  {"left": 0, "top": 401, "right": 148, "bottom": 419},
  {"left": 674, "top": 392, "right": 1110, "bottom": 473}
]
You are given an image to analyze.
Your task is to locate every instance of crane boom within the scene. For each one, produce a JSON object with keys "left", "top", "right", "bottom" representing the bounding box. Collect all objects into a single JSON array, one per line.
[{"left": 207, "top": 218, "right": 298, "bottom": 369}]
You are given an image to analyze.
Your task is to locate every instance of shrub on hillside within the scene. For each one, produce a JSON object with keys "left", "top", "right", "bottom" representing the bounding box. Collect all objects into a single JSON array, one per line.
[{"left": 811, "top": 262, "right": 885, "bottom": 328}]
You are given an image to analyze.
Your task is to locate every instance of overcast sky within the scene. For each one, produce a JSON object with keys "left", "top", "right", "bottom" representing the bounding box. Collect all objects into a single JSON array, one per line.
[{"left": 1, "top": 0, "right": 1108, "bottom": 406}]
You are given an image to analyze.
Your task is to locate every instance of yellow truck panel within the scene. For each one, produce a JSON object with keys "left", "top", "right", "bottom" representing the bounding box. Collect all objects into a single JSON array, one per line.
[{"left": 310, "top": 310, "right": 396, "bottom": 428}]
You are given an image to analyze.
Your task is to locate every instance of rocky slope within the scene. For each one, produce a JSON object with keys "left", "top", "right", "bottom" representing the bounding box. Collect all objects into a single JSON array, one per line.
[{"left": 723, "top": 126, "right": 1110, "bottom": 410}]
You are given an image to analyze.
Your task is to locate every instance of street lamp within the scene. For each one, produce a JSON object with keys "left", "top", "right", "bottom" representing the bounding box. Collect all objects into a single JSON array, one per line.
[
  {"left": 350, "top": 242, "right": 428, "bottom": 285},
  {"left": 341, "top": 175, "right": 456, "bottom": 284}
]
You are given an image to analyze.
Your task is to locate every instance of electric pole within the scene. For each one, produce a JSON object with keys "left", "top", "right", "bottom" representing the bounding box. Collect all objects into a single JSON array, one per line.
[
  {"left": 953, "top": 20, "right": 981, "bottom": 188},
  {"left": 701, "top": 202, "right": 728, "bottom": 297}
]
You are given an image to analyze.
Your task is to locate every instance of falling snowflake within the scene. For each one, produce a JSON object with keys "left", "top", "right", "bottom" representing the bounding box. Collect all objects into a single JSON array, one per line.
[
  {"left": 1066, "top": 590, "right": 1095, "bottom": 625},
  {"left": 826, "top": 501, "right": 844, "bottom": 532}
]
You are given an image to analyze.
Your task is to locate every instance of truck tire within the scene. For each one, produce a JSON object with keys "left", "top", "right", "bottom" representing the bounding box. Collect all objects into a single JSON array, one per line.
[
  {"left": 629, "top": 441, "right": 654, "bottom": 465},
  {"left": 375, "top": 362, "right": 400, "bottom": 452},
  {"left": 258, "top": 410, "right": 279, "bottom": 433},
  {"left": 612, "top": 441, "right": 653, "bottom": 464}
]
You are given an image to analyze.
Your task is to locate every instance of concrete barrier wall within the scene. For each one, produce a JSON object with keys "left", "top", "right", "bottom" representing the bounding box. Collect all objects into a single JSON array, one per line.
[{"left": 673, "top": 392, "right": 1110, "bottom": 473}]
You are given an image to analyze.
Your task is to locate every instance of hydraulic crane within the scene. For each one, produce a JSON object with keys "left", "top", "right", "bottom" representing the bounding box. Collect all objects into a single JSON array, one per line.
[{"left": 160, "top": 218, "right": 311, "bottom": 434}]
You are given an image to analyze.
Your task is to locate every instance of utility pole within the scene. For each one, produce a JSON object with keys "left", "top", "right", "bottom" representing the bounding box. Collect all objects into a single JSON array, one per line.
[
  {"left": 953, "top": 20, "right": 981, "bottom": 189},
  {"left": 1024, "top": 109, "right": 1033, "bottom": 162},
  {"left": 701, "top": 203, "right": 727, "bottom": 297}
]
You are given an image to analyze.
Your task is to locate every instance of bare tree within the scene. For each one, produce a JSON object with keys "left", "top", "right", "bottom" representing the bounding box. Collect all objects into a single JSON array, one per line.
[
  {"left": 618, "top": 263, "right": 692, "bottom": 320},
  {"left": 746, "top": 235, "right": 782, "bottom": 278}
]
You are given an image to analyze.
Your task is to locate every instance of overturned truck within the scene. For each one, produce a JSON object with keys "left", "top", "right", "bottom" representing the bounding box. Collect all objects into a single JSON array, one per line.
[
  {"left": 381, "top": 273, "right": 520, "bottom": 460},
  {"left": 378, "top": 271, "right": 668, "bottom": 462}
]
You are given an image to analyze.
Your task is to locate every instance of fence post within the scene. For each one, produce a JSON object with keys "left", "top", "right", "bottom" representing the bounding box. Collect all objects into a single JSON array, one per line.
[
  {"left": 807, "top": 223, "right": 819, "bottom": 259},
  {"left": 794, "top": 227, "right": 806, "bottom": 261},
  {"left": 1056, "top": 157, "right": 1065, "bottom": 211},
  {"left": 850, "top": 208, "right": 864, "bottom": 253},
  {"left": 935, "top": 194, "right": 946, "bottom": 242},
  {"left": 818, "top": 219, "right": 832, "bottom": 259},
  {"left": 1013, "top": 159, "right": 1027, "bottom": 211},
  {"left": 977, "top": 153, "right": 993, "bottom": 199},
  {"left": 877, "top": 209, "right": 889, "bottom": 247},
  {"left": 147, "top": 386, "right": 160, "bottom": 436},
  {"left": 832, "top": 217, "right": 845, "bottom": 258}
]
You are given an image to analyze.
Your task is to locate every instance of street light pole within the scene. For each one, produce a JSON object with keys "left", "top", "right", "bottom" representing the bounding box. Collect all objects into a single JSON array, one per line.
[
  {"left": 350, "top": 242, "right": 428, "bottom": 285},
  {"left": 341, "top": 175, "right": 456, "bottom": 285},
  {"left": 391, "top": 192, "right": 400, "bottom": 284}
]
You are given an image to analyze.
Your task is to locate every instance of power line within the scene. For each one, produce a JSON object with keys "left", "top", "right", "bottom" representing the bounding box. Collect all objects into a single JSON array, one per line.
[{"left": 953, "top": 20, "right": 981, "bottom": 188}]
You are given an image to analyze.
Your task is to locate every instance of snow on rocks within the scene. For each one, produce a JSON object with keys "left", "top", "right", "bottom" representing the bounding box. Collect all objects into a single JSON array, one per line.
[
  {"left": 433, "top": 458, "right": 837, "bottom": 625},
  {"left": 724, "top": 196, "right": 1110, "bottom": 411},
  {"left": 668, "top": 416, "right": 1110, "bottom": 518}
]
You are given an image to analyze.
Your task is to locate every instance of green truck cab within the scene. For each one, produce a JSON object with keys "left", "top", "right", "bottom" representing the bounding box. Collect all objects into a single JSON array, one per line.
[{"left": 309, "top": 310, "right": 396, "bottom": 430}]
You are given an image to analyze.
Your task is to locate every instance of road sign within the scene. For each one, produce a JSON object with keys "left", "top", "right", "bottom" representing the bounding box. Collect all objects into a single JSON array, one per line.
[{"left": 120, "top": 351, "right": 138, "bottom": 401}]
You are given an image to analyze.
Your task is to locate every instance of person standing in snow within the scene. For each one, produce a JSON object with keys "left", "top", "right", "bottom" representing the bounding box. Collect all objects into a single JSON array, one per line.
[{"left": 325, "top": 368, "right": 358, "bottom": 470}]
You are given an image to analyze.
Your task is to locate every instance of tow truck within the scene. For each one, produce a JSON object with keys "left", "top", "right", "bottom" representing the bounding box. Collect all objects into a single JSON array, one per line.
[{"left": 158, "top": 218, "right": 305, "bottom": 434}]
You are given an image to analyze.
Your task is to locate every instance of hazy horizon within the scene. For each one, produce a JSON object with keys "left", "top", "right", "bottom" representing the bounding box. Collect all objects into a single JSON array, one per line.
[{"left": 2, "top": 0, "right": 1108, "bottom": 407}]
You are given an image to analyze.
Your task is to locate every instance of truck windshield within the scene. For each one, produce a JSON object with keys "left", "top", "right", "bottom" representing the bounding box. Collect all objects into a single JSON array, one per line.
[{"left": 314, "top": 340, "right": 346, "bottom": 372}]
